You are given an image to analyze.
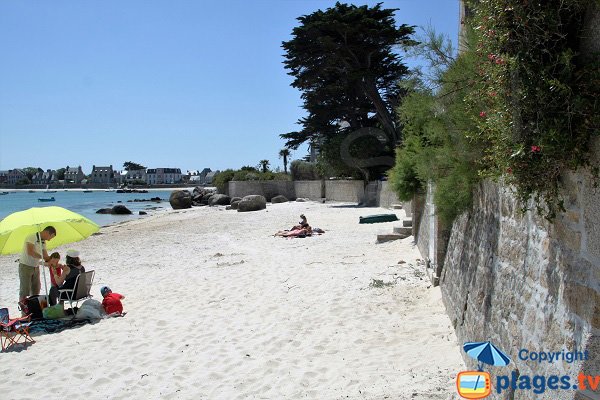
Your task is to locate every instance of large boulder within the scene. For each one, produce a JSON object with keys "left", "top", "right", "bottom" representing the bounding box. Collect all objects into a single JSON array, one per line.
[
  {"left": 271, "top": 195, "right": 288, "bottom": 204},
  {"left": 230, "top": 197, "right": 242, "bottom": 205},
  {"left": 169, "top": 190, "right": 192, "bottom": 209},
  {"left": 112, "top": 205, "right": 132, "bottom": 214},
  {"left": 230, "top": 200, "right": 241, "bottom": 210},
  {"left": 209, "top": 194, "right": 231, "bottom": 206},
  {"left": 96, "top": 205, "right": 132, "bottom": 215},
  {"left": 237, "top": 195, "right": 267, "bottom": 212}
]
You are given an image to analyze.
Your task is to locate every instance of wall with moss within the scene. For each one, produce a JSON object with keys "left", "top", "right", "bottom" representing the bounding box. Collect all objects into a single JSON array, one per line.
[{"left": 436, "top": 139, "right": 599, "bottom": 398}]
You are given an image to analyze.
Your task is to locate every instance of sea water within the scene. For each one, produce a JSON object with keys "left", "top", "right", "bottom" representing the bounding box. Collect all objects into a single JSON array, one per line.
[{"left": 0, "top": 189, "right": 190, "bottom": 226}]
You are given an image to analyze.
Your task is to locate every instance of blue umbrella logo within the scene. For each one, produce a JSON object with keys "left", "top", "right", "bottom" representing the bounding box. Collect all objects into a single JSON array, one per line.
[{"left": 463, "top": 341, "right": 511, "bottom": 371}]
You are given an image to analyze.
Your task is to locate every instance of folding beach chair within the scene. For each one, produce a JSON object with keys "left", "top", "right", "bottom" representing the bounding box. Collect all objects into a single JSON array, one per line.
[
  {"left": 0, "top": 308, "right": 34, "bottom": 351},
  {"left": 57, "top": 270, "right": 95, "bottom": 310}
]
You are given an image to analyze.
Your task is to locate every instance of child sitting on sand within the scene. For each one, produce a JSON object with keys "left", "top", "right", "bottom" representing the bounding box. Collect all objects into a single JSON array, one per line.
[{"left": 100, "top": 286, "right": 126, "bottom": 316}]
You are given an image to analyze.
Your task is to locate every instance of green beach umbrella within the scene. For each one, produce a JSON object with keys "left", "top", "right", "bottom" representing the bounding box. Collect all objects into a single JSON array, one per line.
[
  {"left": 0, "top": 206, "right": 100, "bottom": 300},
  {"left": 0, "top": 206, "right": 100, "bottom": 254}
]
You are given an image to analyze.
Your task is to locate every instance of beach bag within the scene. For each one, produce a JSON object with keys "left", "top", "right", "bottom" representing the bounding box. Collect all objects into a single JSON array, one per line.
[
  {"left": 26, "top": 295, "right": 48, "bottom": 320},
  {"left": 42, "top": 303, "right": 65, "bottom": 320},
  {"left": 75, "top": 299, "right": 104, "bottom": 320}
]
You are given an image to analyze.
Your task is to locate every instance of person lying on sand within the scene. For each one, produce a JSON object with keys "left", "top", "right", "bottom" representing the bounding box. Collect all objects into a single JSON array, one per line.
[{"left": 274, "top": 225, "right": 313, "bottom": 238}]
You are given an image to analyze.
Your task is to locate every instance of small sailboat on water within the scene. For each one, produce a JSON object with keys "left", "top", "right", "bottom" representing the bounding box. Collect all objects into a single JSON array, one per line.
[{"left": 38, "top": 196, "right": 56, "bottom": 202}]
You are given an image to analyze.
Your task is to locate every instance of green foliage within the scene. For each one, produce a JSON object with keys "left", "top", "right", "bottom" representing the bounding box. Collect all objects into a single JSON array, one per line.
[
  {"left": 123, "top": 161, "right": 146, "bottom": 171},
  {"left": 390, "top": 50, "right": 481, "bottom": 223},
  {"left": 258, "top": 160, "right": 271, "bottom": 173},
  {"left": 290, "top": 160, "right": 321, "bottom": 181},
  {"left": 213, "top": 168, "right": 290, "bottom": 193},
  {"left": 388, "top": 137, "right": 422, "bottom": 201},
  {"left": 55, "top": 168, "right": 66, "bottom": 180},
  {"left": 280, "top": 2, "right": 416, "bottom": 179},
  {"left": 465, "top": 0, "right": 599, "bottom": 219},
  {"left": 22, "top": 167, "right": 40, "bottom": 180},
  {"left": 391, "top": 0, "right": 599, "bottom": 223},
  {"left": 213, "top": 169, "right": 235, "bottom": 193}
]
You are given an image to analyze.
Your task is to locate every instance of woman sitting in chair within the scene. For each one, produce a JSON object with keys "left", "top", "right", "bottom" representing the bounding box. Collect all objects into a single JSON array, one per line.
[{"left": 49, "top": 249, "right": 85, "bottom": 306}]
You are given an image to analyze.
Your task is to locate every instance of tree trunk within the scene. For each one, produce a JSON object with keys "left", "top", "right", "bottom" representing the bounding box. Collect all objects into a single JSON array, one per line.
[{"left": 360, "top": 76, "right": 398, "bottom": 144}]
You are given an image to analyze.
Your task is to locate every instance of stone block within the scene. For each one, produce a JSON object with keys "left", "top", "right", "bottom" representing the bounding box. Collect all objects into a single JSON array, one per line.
[
  {"left": 402, "top": 219, "right": 412, "bottom": 227},
  {"left": 376, "top": 233, "right": 408, "bottom": 243},
  {"left": 554, "top": 220, "right": 582, "bottom": 253},
  {"left": 393, "top": 226, "right": 412, "bottom": 235},
  {"left": 563, "top": 284, "right": 600, "bottom": 327},
  {"left": 582, "top": 176, "right": 600, "bottom": 259}
]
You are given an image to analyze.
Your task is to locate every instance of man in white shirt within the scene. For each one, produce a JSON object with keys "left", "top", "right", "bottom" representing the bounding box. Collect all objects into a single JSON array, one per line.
[{"left": 18, "top": 226, "right": 56, "bottom": 305}]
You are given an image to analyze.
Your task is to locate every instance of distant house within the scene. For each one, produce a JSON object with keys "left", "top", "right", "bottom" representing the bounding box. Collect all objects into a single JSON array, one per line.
[
  {"left": 126, "top": 169, "right": 147, "bottom": 184},
  {"left": 0, "top": 170, "right": 9, "bottom": 184},
  {"left": 32, "top": 169, "right": 54, "bottom": 185},
  {"left": 204, "top": 171, "right": 218, "bottom": 185},
  {"left": 64, "top": 166, "right": 85, "bottom": 184},
  {"left": 7, "top": 169, "right": 26, "bottom": 185},
  {"left": 146, "top": 168, "right": 182, "bottom": 185},
  {"left": 114, "top": 170, "right": 128, "bottom": 186},
  {"left": 90, "top": 165, "right": 114, "bottom": 185}
]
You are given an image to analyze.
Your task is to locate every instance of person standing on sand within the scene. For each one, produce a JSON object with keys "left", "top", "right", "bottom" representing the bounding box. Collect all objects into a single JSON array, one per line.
[{"left": 18, "top": 226, "right": 56, "bottom": 306}]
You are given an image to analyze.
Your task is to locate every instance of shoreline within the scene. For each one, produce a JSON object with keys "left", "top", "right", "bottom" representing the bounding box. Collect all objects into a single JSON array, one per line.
[
  {"left": 3, "top": 186, "right": 201, "bottom": 193},
  {"left": 0, "top": 201, "right": 464, "bottom": 399}
]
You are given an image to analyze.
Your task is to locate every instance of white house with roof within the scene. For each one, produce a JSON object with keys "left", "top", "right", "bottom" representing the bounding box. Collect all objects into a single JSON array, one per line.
[{"left": 146, "top": 168, "right": 182, "bottom": 185}]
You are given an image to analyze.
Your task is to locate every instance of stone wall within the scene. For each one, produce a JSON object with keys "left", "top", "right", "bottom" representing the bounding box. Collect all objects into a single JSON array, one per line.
[
  {"left": 377, "top": 181, "right": 400, "bottom": 209},
  {"left": 437, "top": 167, "right": 599, "bottom": 399},
  {"left": 324, "top": 180, "right": 365, "bottom": 202},
  {"left": 228, "top": 181, "right": 295, "bottom": 201},
  {"left": 294, "top": 180, "right": 323, "bottom": 200},
  {"left": 226, "top": 179, "right": 403, "bottom": 208}
]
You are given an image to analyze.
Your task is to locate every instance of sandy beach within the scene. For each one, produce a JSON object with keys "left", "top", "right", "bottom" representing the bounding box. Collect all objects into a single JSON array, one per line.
[{"left": 0, "top": 201, "right": 464, "bottom": 400}]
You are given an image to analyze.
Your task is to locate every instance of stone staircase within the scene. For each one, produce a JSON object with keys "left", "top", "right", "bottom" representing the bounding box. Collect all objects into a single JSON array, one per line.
[{"left": 376, "top": 216, "right": 413, "bottom": 243}]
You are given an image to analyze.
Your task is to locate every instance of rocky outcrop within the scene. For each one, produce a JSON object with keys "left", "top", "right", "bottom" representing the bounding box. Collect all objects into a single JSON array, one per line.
[
  {"left": 237, "top": 195, "right": 267, "bottom": 212},
  {"left": 271, "top": 195, "right": 288, "bottom": 203},
  {"left": 169, "top": 190, "right": 192, "bottom": 209},
  {"left": 96, "top": 205, "right": 132, "bottom": 215},
  {"left": 191, "top": 187, "right": 217, "bottom": 207},
  {"left": 209, "top": 194, "right": 231, "bottom": 206}
]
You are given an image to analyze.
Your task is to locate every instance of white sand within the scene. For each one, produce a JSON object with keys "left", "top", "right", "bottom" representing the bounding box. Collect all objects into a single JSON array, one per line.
[{"left": 0, "top": 201, "right": 464, "bottom": 399}]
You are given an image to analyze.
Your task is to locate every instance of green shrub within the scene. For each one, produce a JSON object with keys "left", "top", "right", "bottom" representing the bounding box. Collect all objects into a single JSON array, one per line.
[
  {"left": 290, "top": 160, "right": 321, "bottom": 180},
  {"left": 213, "top": 169, "right": 235, "bottom": 193}
]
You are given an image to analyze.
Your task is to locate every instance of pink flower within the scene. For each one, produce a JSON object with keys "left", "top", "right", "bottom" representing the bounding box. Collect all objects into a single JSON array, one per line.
[
  {"left": 479, "top": 111, "right": 487, "bottom": 118},
  {"left": 531, "top": 145, "right": 541, "bottom": 153},
  {"left": 487, "top": 54, "right": 496, "bottom": 61},
  {"left": 507, "top": 167, "right": 513, "bottom": 174},
  {"left": 490, "top": 92, "right": 497, "bottom": 97}
]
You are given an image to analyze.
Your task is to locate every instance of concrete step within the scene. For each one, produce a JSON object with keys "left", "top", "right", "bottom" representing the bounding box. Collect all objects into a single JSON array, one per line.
[
  {"left": 377, "top": 233, "right": 410, "bottom": 243},
  {"left": 393, "top": 226, "right": 412, "bottom": 235}
]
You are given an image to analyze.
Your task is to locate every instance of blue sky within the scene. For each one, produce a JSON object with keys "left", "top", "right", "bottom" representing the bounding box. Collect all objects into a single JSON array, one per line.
[{"left": 0, "top": 0, "right": 459, "bottom": 174}]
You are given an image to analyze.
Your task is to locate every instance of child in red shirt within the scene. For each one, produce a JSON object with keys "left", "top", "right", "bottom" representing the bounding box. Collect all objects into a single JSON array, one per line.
[{"left": 100, "top": 286, "right": 125, "bottom": 316}]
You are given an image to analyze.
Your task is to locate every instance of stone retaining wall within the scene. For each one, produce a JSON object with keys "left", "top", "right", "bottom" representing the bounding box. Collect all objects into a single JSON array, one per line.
[
  {"left": 226, "top": 180, "right": 403, "bottom": 208},
  {"left": 294, "top": 180, "right": 323, "bottom": 200},
  {"left": 324, "top": 180, "right": 364, "bottom": 202},
  {"left": 227, "top": 181, "right": 295, "bottom": 201}
]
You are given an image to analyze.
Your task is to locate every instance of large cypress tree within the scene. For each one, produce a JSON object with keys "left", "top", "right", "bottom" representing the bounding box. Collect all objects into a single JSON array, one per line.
[{"left": 281, "top": 2, "right": 415, "bottom": 154}]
